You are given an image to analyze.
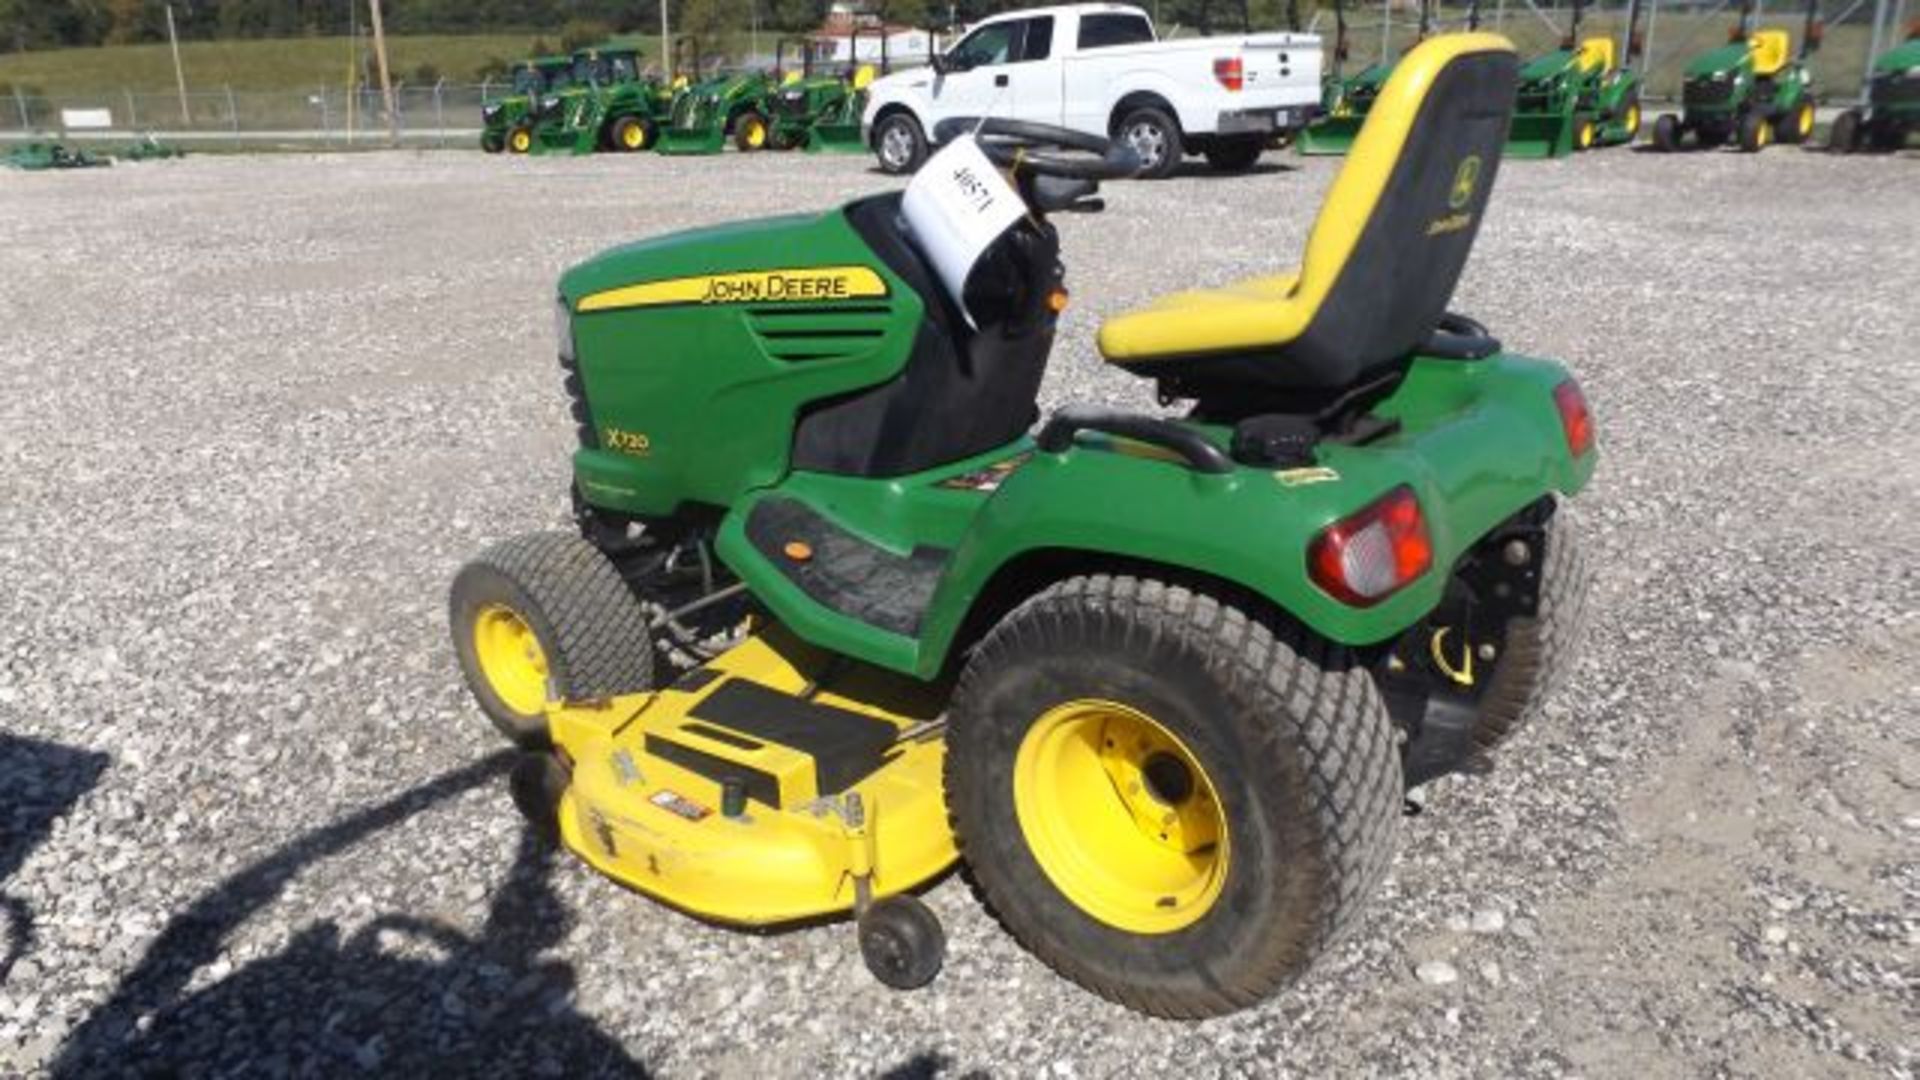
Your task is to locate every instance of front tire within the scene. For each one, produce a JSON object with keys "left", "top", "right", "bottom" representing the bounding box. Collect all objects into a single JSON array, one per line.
[
  {"left": 1652, "top": 112, "right": 1681, "bottom": 152},
  {"left": 872, "top": 112, "right": 928, "bottom": 174},
  {"left": 732, "top": 110, "right": 770, "bottom": 152},
  {"left": 610, "top": 114, "right": 655, "bottom": 152},
  {"left": 449, "top": 531, "right": 655, "bottom": 746},
  {"left": 1778, "top": 97, "right": 1815, "bottom": 144},
  {"left": 946, "top": 575, "right": 1402, "bottom": 1018},
  {"left": 481, "top": 130, "right": 505, "bottom": 154},
  {"left": 1738, "top": 112, "right": 1772, "bottom": 153},
  {"left": 1117, "top": 105, "right": 1184, "bottom": 179},
  {"left": 1827, "top": 108, "right": 1861, "bottom": 152},
  {"left": 1203, "top": 136, "right": 1263, "bottom": 173}
]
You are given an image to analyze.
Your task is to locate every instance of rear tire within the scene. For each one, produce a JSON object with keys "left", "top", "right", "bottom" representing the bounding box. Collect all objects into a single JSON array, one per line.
[
  {"left": 507, "top": 124, "right": 535, "bottom": 154},
  {"left": 610, "top": 114, "right": 655, "bottom": 152},
  {"left": 1617, "top": 93, "right": 1642, "bottom": 143},
  {"left": 1738, "top": 112, "right": 1772, "bottom": 153},
  {"left": 449, "top": 531, "right": 655, "bottom": 747},
  {"left": 1203, "top": 136, "right": 1263, "bottom": 173},
  {"left": 1117, "top": 106, "right": 1184, "bottom": 179},
  {"left": 1470, "top": 506, "right": 1592, "bottom": 754},
  {"left": 1827, "top": 108, "right": 1861, "bottom": 152},
  {"left": 1652, "top": 112, "right": 1681, "bottom": 152},
  {"left": 873, "top": 112, "right": 928, "bottom": 174},
  {"left": 1778, "top": 97, "right": 1815, "bottom": 145},
  {"left": 946, "top": 575, "right": 1402, "bottom": 1018}
]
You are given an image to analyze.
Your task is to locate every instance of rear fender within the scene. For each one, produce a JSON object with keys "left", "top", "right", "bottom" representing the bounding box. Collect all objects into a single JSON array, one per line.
[{"left": 914, "top": 353, "right": 1595, "bottom": 675}]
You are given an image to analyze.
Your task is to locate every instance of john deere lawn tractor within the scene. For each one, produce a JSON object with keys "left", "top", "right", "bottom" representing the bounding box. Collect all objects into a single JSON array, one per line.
[
  {"left": 451, "top": 33, "right": 1597, "bottom": 1015},
  {"left": 1299, "top": 0, "right": 1435, "bottom": 155},
  {"left": 1829, "top": 23, "right": 1920, "bottom": 152},
  {"left": 1652, "top": 0, "right": 1821, "bottom": 152},
  {"left": 1507, "top": 0, "right": 1646, "bottom": 156},
  {"left": 485, "top": 56, "right": 572, "bottom": 154}
]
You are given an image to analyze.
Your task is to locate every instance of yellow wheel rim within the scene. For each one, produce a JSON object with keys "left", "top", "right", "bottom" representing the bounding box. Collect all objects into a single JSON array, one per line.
[
  {"left": 622, "top": 123, "right": 645, "bottom": 149},
  {"left": 746, "top": 121, "right": 766, "bottom": 149},
  {"left": 1798, "top": 104, "right": 1813, "bottom": 137},
  {"left": 1625, "top": 104, "right": 1641, "bottom": 136},
  {"left": 472, "top": 603, "right": 550, "bottom": 716},
  {"left": 1579, "top": 121, "right": 1594, "bottom": 149},
  {"left": 510, "top": 130, "right": 530, "bottom": 153},
  {"left": 1758, "top": 121, "right": 1772, "bottom": 148},
  {"left": 1012, "top": 699, "right": 1230, "bottom": 934}
]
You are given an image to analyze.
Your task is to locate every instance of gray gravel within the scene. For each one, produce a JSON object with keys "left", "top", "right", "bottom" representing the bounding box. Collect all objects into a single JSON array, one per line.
[{"left": 2, "top": 145, "right": 1916, "bottom": 1078}]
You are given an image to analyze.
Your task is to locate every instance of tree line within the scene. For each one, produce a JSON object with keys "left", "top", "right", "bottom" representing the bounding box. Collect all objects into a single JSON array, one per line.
[{"left": 2, "top": 0, "right": 1318, "bottom": 54}]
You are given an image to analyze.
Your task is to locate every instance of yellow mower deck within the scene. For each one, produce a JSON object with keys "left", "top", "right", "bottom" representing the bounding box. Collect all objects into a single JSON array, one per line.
[{"left": 547, "top": 628, "right": 957, "bottom": 925}]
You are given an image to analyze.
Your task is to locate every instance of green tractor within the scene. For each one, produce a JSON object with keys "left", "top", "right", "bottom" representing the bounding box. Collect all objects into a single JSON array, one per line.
[
  {"left": 1299, "top": 0, "right": 1435, "bottom": 156},
  {"left": 523, "top": 43, "right": 666, "bottom": 156},
  {"left": 767, "top": 28, "right": 889, "bottom": 153},
  {"left": 1507, "top": 0, "right": 1646, "bottom": 157},
  {"left": 1829, "top": 23, "right": 1920, "bottom": 152},
  {"left": 2, "top": 142, "right": 109, "bottom": 170},
  {"left": 1652, "top": 0, "right": 1821, "bottom": 152},
  {"left": 657, "top": 56, "right": 778, "bottom": 155},
  {"left": 484, "top": 56, "right": 572, "bottom": 154},
  {"left": 450, "top": 34, "right": 1599, "bottom": 1015}
]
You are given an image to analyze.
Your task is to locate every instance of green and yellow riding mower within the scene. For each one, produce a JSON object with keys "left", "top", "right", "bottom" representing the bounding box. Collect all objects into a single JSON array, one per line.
[
  {"left": 119, "top": 134, "right": 184, "bottom": 161},
  {"left": 451, "top": 33, "right": 1598, "bottom": 1016},
  {"left": 779, "top": 28, "right": 890, "bottom": 153},
  {"left": 1507, "top": 0, "right": 1646, "bottom": 157},
  {"left": 485, "top": 56, "right": 572, "bottom": 154},
  {"left": 656, "top": 61, "right": 778, "bottom": 155},
  {"left": 1299, "top": 0, "right": 1435, "bottom": 156},
  {"left": 1652, "top": 0, "right": 1821, "bottom": 152},
  {"left": 1829, "top": 23, "right": 1920, "bottom": 152}
]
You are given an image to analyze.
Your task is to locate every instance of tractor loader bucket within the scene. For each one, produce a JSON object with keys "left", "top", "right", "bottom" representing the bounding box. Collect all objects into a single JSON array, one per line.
[
  {"left": 1296, "top": 116, "right": 1362, "bottom": 155},
  {"left": 804, "top": 121, "right": 867, "bottom": 153},
  {"left": 656, "top": 126, "right": 727, "bottom": 154},
  {"left": 1505, "top": 110, "right": 1578, "bottom": 158}
]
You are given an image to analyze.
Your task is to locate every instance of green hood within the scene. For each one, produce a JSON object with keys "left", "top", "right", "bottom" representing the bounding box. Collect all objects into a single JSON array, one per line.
[
  {"left": 1518, "top": 48, "right": 1578, "bottom": 84},
  {"left": 1873, "top": 37, "right": 1920, "bottom": 75},
  {"left": 1684, "top": 42, "right": 1751, "bottom": 78}
]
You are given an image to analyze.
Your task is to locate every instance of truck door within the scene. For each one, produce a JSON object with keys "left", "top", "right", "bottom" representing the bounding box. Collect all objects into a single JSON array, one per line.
[{"left": 1003, "top": 16, "right": 1064, "bottom": 125}]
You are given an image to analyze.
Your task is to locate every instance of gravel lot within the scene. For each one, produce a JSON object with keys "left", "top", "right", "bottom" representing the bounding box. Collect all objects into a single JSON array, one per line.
[{"left": 2, "top": 144, "right": 1916, "bottom": 1078}]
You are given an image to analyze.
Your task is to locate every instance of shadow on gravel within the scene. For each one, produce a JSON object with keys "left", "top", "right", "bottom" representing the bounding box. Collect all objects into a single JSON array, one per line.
[
  {"left": 0, "top": 734, "right": 110, "bottom": 986},
  {"left": 53, "top": 754, "right": 651, "bottom": 1078}
]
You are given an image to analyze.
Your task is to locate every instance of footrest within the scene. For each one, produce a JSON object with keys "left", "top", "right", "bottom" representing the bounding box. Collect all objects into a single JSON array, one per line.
[{"left": 745, "top": 497, "right": 950, "bottom": 637}]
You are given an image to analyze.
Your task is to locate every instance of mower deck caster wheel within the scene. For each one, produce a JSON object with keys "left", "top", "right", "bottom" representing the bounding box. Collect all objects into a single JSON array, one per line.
[
  {"left": 857, "top": 895, "right": 945, "bottom": 990},
  {"left": 509, "top": 752, "right": 569, "bottom": 843}
]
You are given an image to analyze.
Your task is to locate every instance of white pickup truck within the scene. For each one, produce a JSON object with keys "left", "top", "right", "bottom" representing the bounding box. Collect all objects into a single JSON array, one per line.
[{"left": 861, "top": 2, "right": 1322, "bottom": 178}]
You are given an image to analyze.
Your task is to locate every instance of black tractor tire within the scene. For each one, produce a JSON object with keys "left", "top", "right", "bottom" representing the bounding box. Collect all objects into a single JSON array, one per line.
[
  {"left": 946, "top": 574, "right": 1402, "bottom": 1019},
  {"left": 1738, "top": 112, "right": 1772, "bottom": 153},
  {"left": 769, "top": 127, "right": 805, "bottom": 151},
  {"left": 1827, "top": 108, "right": 1861, "bottom": 153},
  {"left": 732, "top": 110, "right": 770, "bottom": 152},
  {"left": 1469, "top": 506, "right": 1592, "bottom": 754},
  {"left": 480, "top": 130, "right": 505, "bottom": 154},
  {"left": 1617, "top": 92, "right": 1643, "bottom": 143},
  {"left": 1203, "top": 136, "right": 1264, "bottom": 173},
  {"left": 507, "top": 123, "right": 535, "bottom": 154},
  {"left": 1778, "top": 97, "right": 1816, "bottom": 145},
  {"left": 872, "top": 111, "right": 928, "bottom": 174},
  {"left": 449, "top": 531, "right": 655, "bottom": 747},
  {"left": 609, "top": 114, "right": 655, "bottom": 153},
  {"left": 1116, "top": 105, "right": 1184, "bottom": 179},
  {"left": 1652, "top": 112, "right": 1681, "bottom": 152}
]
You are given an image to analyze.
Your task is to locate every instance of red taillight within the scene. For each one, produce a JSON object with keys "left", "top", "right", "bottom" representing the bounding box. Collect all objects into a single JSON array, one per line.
[
  {"left": 1213, "top": 57, "right": 1244, "bottom": 91},
  {"left": 1553, "top": 379, "right": 1594, "bottom": 458},
  {"left": 1308, "top": 486, "right": 1433, "bottom": 608}
]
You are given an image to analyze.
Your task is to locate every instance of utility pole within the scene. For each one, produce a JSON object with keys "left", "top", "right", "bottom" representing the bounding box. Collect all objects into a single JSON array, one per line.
[
  {"left": 661, "top": 0, "right": 673, "bottom": 81},
  {"left": 166, "top": 4, "right": 190, "bottom": 125},
  {"left": 367, "top": 0, "right": 399, "bottom": 146}
]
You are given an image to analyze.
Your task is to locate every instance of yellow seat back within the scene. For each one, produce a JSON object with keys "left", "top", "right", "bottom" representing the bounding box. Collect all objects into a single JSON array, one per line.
[
  {"left": 1576, "top": 36, "right": 1615, "bottom": 74},
  {"left": 1750, "top": 29, "right": 1790, "bottom": 76},
  {"left": 851, "top": 64, "right": 877, "bottom": 90}
]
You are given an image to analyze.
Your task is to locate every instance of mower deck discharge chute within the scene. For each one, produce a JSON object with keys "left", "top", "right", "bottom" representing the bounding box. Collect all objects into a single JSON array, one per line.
[
  {"left": 1505, "top": 0, "right": 1646, "bottom": 157},
  {"left": 452, "top": 32, "right": 1598, "bottom": 1017}
]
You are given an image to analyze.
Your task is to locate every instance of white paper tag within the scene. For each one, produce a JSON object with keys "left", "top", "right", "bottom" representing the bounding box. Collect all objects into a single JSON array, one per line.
[{"left": 900, "top": 136, "right": 1025, "bottom": 328}]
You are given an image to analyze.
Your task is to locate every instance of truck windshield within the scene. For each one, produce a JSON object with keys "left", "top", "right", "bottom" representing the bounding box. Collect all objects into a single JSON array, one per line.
[{"left": 1078, "top": 13, "right": 1155, "bottom": 48}]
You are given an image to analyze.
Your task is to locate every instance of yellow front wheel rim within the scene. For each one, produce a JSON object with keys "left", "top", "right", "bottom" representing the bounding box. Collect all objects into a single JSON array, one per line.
[
  {"left": 510, "top": 131, "right": 530, "bottom": 153},
  {"left": 1798, "top": 105, "right": 1813, "bottom": 137},
  {"left": 1013, "top": 699, "right": 1229, "bottom": 934},
  {"left": 622, "top": 123, "right": 645, "bottom": 149},
  {"left": 747, "top": 121, "right": 766, "bottom": 148},
  {"left": 1626, "top": 104, "right": 1641, "bottom": 135},
  {"left": 473, "top": 604, "right": 550, "bottom": 716}
]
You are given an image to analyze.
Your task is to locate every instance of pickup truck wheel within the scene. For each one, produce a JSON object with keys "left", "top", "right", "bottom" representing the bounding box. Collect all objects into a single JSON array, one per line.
[
  {"left": 1118, "top": 106, "right": 1183, "bottom": 179},
  {"left": 1203, "top": 137, "right": 1263, "bottom": 173},
  {"left": 874, "top": 113, "right": 928, "bottom": 174}
]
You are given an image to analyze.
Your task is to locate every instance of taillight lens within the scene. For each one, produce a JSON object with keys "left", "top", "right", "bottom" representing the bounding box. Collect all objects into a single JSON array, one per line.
[
  {"left": 1213, "top": 57, "right": 1244, "bottom": 91},
  {"left": 1308, "top": 487, "right": 1433, "bottom": 607},
  {"left": 1553, "top": 379, "right": 1594, "bottom": 458}
]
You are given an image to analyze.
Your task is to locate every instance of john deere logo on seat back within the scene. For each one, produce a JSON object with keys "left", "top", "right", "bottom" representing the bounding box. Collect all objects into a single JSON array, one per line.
[
  {"left": 1428, "top": 154, "right": 1484, "bottom": 237},
  {"left": 1448, "top": 154, "right": 1483, "bottom": 210}
]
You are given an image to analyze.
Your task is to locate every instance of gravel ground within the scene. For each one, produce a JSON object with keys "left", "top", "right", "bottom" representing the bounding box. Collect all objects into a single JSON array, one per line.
[{"left": 2, "top": 145, "right": 1916, "bottom": 1079}]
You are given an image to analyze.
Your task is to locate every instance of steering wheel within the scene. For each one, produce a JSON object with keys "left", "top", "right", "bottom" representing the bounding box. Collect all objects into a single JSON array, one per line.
[{"left": 932, "top": 118, "right": 1140, "bottom": 180}]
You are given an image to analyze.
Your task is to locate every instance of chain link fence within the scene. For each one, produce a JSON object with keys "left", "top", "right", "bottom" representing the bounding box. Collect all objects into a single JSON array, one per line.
[{"left": 1, "top": 81, "right": 495, "bottom": 146}]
